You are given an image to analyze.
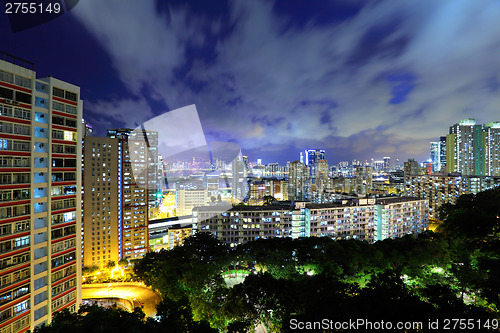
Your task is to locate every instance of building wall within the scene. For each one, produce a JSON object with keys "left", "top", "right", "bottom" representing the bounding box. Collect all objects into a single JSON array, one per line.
[
  {"left": 82, "top": 137, "right": 119, "bottom": 268},
  {"left": 193, "top": 206, "right": 298, "bottom": 247},
  {"left": 404, "top": 174, "right": 500, "bottom": 218},
  {"left": 485, "top": 123, "right": 500, "bottom": 176},
  {"left": 176, "top": 189, "right": 207, "bottom": 216},
  {"left": 0, "top": 56, "right": 82, "bottom": 332},
  {"left": 193, "top": 197, "right": 428, "bottom": 246}
]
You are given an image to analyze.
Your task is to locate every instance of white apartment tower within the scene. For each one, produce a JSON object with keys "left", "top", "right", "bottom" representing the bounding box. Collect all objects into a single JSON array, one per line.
[{"left": 0, "top": 53, "right": 82, "bottom": 332}]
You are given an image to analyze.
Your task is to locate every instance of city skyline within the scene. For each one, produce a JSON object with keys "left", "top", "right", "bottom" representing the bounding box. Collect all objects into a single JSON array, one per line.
[{"left": 2, "top": 1, "right": 500, "bottom": 164}]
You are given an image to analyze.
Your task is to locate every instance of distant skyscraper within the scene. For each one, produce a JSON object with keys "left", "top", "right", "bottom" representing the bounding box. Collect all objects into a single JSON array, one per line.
[
  {"left": 288, "top": 160, "right": 309, "bottom": 200},
  {"left": 231, "top": 153, "right": 248, "bottom": 203},
  {"left": 439, "top": 136, "right": 447, "bottom": 171},
  {"left": 383, "top": 157, "right": 390, "bottom": 171},
  {"left": 315, "top": 159, "right": 330, "bottom": 194},
  {"left": 304, "top": 149, "right": 325, "bottom": 177},
  {"left": 430, "top": 141, "right": 440, "bottom": 173},
  {"left": 0, "top": 53, "right": 82, "bottom": 330}
]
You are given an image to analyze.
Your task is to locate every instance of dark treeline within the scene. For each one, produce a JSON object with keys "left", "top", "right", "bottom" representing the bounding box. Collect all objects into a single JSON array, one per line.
[{"left": 38, "top": 188, "right": 500, "bottom": 332}]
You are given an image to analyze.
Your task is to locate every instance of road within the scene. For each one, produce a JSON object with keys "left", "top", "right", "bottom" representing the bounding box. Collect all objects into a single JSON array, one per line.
[{"left": 82, "top": 282, "right": 161, "bottom": 317}]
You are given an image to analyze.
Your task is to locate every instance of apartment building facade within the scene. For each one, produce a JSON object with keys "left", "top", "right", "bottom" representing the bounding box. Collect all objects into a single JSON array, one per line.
[
  {"left": 193, "top": 197, "right": 428, "bottom": 246},
  {"left": 0, "top": 53, "right": 82, "bottom": 332}
]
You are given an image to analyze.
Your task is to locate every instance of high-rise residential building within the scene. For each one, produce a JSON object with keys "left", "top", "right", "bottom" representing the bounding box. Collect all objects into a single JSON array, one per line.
[
  {"left": 82, "top": 129, "right": 158, "bottom": 267},
  {"left": 446, "top": 119, "right": 484, "bottom": 176},
  {"left": 0, "top": 53, "right": 82, "bottom": 331},
  {"left": 443, "top": 119, "right": 500, "bottom": 176},
  {"left": 82, "top": 136, "right": 120, "bottom": 268},
  {"left": 315, "top": 160, "right": 330, "bottom": 194},
  {"left": 484, "top": 122, "right": 500, "bottom": 176},
  {"left": 107, "top": 128, "right": 157, "bottom": 261},
  {"left": 288, "top": 160, "right": 309, "bottom": 200}
]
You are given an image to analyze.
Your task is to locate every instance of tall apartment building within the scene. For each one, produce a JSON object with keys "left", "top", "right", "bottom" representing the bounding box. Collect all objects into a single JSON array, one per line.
[
  {"left": 193, "top": 197, "right": 428, "bottom": 246},
  {"left": 82, "top": 129, "right": 159, "bottom": 267},
  {"left": 404, "top": 174, "right": 500, "bottom": 218},
  {"left": 288, "top": 160, "right": 309, "bottom": 201},
  {"left": 0, "top": 53, "right": 82, "bottom": 332},
  {"left": 82, "top": 136, "right": 120, "bottom": 268},
  {"left": 443, "top": 119, "right": 500, "bottom": 176},
  {"left": 484, "top": 122, "right": 500, "bottom": 176},
  {"left": 446, "top": 119, "right": 484, "bottom": 176}
]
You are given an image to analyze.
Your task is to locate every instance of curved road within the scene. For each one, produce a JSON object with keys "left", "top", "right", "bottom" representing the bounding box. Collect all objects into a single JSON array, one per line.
[{"left": 82, "top": 283, "right": 161, "bottom": 317}]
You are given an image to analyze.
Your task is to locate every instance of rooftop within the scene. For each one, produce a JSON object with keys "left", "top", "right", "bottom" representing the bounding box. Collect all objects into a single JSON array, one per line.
[{"left": 0, "top": 50, "right": 35, "bottom": 71}]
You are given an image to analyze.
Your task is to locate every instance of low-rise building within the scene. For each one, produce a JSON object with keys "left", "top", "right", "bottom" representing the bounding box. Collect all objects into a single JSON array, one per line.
[{"left": 193, "top": 197, "right": 428, "bottom": 246}]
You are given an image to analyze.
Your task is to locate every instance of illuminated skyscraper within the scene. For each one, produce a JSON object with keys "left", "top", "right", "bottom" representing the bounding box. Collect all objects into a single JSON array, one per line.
[
  {"left": 231, "top": 153, "right": 247, "bottom": 203},
  {"left": 0, "top": 53, "right": 82, "bottom": 330},
  {"left": 304, "top": 149, "right": 325, "bottom": 178}
]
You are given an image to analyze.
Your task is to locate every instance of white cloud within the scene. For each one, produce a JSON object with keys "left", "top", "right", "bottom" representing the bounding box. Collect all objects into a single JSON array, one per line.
[{"left": 73, "top": 0, "right": 500, "bottom": 162}]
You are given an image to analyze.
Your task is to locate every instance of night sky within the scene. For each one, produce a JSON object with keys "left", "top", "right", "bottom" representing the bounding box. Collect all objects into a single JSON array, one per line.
[{"left": 2, "top": 0, "right": 500, "bottom": 165}]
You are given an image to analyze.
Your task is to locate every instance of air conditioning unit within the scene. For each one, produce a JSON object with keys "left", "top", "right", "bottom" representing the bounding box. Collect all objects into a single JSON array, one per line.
[
  {"left": 40, "top": 100, "right": 45, "bottom": 104},
  {"left": 40, "top": 129, "right": 44, "bottom": 132},
  {"left": 39, "top": 158, "right": 44, "bottom": 162},
  {"left": 13, "top": 101, "right": 20, "bottom": 105},
  {"left": 39, "top": 143, "right": 44, "bottom": 148},
  {"left": 40, "top": 114, "right": 44, "bottom": 118},
  {"left": 4, "top": 99, "right": 13, "bottom": 104},
  {"left": 38, "top": 173, "right": 43, "bottom": 176}
]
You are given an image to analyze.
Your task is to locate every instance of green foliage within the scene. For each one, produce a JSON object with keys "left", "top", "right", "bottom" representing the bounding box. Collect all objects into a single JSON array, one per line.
[
  {"left": 34, "top": 305, "right": 154, "bottom": 333},
  {"left": 106, "top": 261, "right": 116, "bottom": 269},
  {"left": 118, "top": 258, "right": 129, "bottom": 267},
  {"left": 130, "top": 188, "right": 500, "bottom": 332}
]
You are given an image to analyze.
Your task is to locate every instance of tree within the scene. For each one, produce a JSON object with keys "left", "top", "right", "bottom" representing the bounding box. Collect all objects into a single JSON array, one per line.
[{"left": 262, "top": 195, "right": 277, "bottom": 206}]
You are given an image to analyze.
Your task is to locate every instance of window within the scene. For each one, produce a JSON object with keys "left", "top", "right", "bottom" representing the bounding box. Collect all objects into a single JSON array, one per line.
[{"left": 53, "top": 87, "right": 65, "bottom": 98}]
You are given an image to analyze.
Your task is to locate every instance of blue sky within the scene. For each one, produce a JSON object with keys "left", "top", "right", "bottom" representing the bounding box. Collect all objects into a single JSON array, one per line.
[{"left": 2, "top": 0, "right": 500, "bottom": 165}]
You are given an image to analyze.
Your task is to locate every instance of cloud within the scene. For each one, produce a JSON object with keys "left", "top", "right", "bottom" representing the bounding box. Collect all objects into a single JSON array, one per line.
[
  {"left": 85, "top": 98, "right": 154, "bottom": 129},
  {"left": 73, "top": 0, "right": 500, "bottom": 163}
]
